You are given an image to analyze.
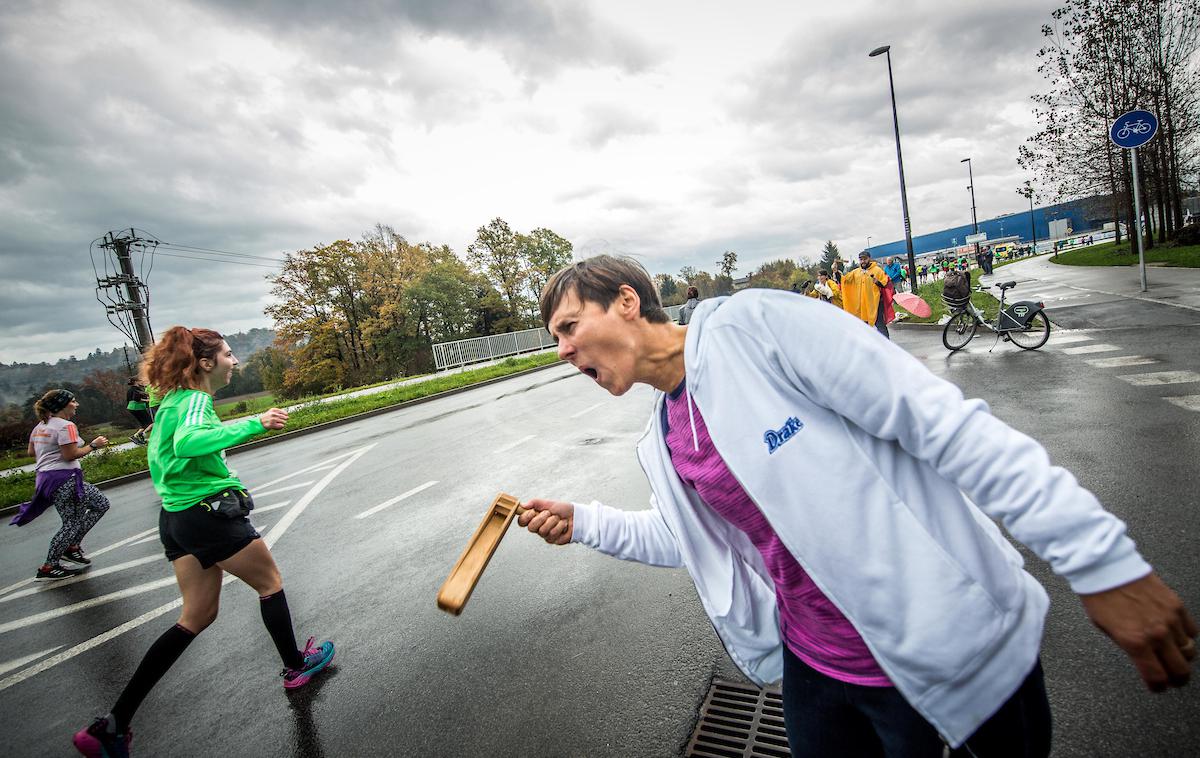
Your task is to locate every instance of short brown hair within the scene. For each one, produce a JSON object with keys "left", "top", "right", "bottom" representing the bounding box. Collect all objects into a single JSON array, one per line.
[{"left": 539, "top": 254, "right": 670, "bottom": 327}]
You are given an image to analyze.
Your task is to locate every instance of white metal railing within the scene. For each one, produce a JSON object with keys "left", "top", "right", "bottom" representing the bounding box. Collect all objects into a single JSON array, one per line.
[
  {"left": 431, "top": 303, "right": 685, "bottom": 370},
  {"left": 432, "top": 327, "right": 557, "bottom": 370}
]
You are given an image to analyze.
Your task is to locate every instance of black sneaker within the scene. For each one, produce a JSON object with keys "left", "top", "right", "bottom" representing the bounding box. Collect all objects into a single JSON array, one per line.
[
  {"left": 62, "top": 548, "right": 92, "bottom": 566},
  {"left": 35, "top": 563, "right": 84, "bottom": 582},
  {"left": 129, "top": 430, "right": 147, "bottom": 447}
]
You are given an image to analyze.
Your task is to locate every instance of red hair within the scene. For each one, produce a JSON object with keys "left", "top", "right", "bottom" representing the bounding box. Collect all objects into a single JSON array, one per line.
[{"left": 140, "top": 326, "right": 225, "bottom": 393}]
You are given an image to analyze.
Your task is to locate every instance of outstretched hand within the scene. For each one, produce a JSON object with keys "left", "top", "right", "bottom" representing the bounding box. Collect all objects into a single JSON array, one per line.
[
  {"left": 1080, "top": 572, "right": 1198, "bottom": 692},
  {"left": 518, "top": 498, "right": 574, "bottom": 545},
  {"left": 258, "top": 408, "right": 288, "bottom": 430}
]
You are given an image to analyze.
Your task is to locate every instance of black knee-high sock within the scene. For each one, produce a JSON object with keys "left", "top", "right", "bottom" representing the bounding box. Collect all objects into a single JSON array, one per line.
[
  {"left": 260, "top": 590, "right": 303, "bottom": 669},
  {"left": 111, "top": 623, "right": 197, "bottom": 732}
]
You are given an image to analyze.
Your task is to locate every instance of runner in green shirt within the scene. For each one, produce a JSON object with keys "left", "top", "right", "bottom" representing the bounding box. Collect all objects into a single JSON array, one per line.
[
  {"left": 125, "top": 378, "right": 152, "bottom": 446},
  {"left": 74, "top": 326, "right": 335, "bottom": 758}
]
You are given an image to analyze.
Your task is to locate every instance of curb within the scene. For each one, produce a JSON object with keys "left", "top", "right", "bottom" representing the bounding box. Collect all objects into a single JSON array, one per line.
[
  {"left": 0, "top": 359, "right": 567, "bottom": 517},
  {"left": 890, "top": 321, "right": 944, "bottom": 331}
]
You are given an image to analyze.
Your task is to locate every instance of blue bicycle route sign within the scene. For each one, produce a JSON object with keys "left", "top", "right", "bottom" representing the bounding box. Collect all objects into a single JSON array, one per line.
[{"left": 1110, "top": 110, "right": 1158, "bottom": 149}]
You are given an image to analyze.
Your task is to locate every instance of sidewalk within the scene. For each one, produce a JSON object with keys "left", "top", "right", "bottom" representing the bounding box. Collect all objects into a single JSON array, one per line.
[
  {"left": 0, "top": 349, "right": 556, "bottom": 478},
  {"left": 981, "top": 254, "right": 1200, "bottom": 313}
]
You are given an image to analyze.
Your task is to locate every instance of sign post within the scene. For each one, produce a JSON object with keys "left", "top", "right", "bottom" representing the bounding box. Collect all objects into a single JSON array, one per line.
[{"left": 1110, "top": 109, "right": 1159, "bottom": 292}]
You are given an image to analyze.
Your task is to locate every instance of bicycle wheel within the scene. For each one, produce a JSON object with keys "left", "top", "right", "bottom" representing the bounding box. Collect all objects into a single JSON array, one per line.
[
  {"left": 1008, "top": 313, "right": 1050, "bottom": 350},
  {"left": 942, "top": 312, "right": 978, "bottom": 351}
]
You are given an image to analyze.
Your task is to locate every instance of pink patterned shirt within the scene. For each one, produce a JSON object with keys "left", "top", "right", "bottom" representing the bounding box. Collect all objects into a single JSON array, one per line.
[{"left": 663, "top": 382, "right": 890, "bottom": 686}]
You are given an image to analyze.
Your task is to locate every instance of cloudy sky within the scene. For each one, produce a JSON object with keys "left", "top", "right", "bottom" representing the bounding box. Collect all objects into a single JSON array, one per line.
[{"left": 1, "top": 0, "right": 1063, "bottom": 363}]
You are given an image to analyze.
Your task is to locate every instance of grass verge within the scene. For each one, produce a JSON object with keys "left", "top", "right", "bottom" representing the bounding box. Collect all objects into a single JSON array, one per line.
[
  {"left": 0, "top": 351, "right": 560, "bottom": 510},
  {"left": 1049, "top": 240, "right": 1200, "bottom": 267}
]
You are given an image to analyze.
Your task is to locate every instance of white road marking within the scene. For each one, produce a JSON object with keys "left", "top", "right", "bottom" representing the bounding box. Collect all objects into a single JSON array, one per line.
[
  {"left": 571, "top": 402, "right": 604, "bottom": 419},
  {"left": 0, "top": 577, "right": 178, "bottom": 635},
  {"left": 495, "top": 434, "right": 535, "bottom": 454},
  {"left": 0, "top": 445, "right": 374, "bottom": 689},
  {"left": 354, "top": 481, "right": 439, "bottom": 519},
  {"left": 131, "top": 534, "right": 159, "bottom": 546},
  {"left": 0, "top": 556, "right": 161, "bottom": 604},
  {"left": 90, "top": 527, "right": 159, "bottom": 558},
  {"left": 1165, "top": 395, "right": 1200, "bottom": 412},
  {"left": 0, "top": 525, "right": 160, "bottom": 599},
  {"left": 1046, "top": 334, "right": 1094, "bottom": 345},
  {"left": 0, "top": 646, "right": 63, "bottom": 676},
  {"left": 251, "top": 448, "right": 361, "bottom": 491},
  {"left": 0, "top": 578, "right": 34, "bottom": 598},
  {"left": 1116, "top": 371, "right": 1200, "bottom": 387},
  {"left": 262, "top": 445, "right": 375, "bottom": 549},
  {"left": 251, "top": 500, "right": 292, "bottom": 515},
  {"left": 1062, "top": 344, "right": 1120, "bottom": 355},
  {"left": 253, "top": 481, "right": 315, "bottom": 498},
  {"left": 1085, "top": 356, "right": 1159, "bottom": 368}
]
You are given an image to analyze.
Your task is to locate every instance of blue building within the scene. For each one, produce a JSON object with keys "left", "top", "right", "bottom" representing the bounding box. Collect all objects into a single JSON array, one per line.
[{"left": 867, "top": 197, "right": 1108, "bottom": 259}]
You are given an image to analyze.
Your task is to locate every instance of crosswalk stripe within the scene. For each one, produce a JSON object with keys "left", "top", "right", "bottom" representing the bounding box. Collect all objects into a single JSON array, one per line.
[
  {"left": 1116, "top": 371, "right": 1200, "bottom": 387},
  {"left": 1046, "top": 334, "right": 1093, "bottom": 345},
  {"left": 1062, "top": 344, "right": 1120, "bottom": 355},
  {"left": 1165, "top": 395, "right": 1200, "bottom": 412},
  {"left": 1085, "top": 356, "right": 1158, "bottom": 368}
]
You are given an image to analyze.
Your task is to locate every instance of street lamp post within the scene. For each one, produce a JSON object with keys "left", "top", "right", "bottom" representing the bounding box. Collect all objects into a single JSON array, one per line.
[
  {"left": 961, "top": 158, "right": 981, "bottom": 267},
  {"left": 866, "top": 236, "right": 872, "bottom": 256},
  {"left": 869, "top": 45, "right": 916, "bottom": 295}
]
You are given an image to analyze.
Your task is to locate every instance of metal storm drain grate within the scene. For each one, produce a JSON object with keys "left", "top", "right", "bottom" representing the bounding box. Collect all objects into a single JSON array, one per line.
[{"left": 685, "top": 679, "right": 790, "bottom": 757}]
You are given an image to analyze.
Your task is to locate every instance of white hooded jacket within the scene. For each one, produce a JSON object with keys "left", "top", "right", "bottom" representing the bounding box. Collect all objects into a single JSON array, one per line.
[{"left": 570, "top": 289, "right": 1150, "bottom": 747}]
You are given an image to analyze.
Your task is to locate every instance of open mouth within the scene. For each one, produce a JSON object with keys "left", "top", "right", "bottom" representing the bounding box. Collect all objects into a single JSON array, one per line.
[{"left": 581, "top": 367, "right": 599, "bottom": 380}]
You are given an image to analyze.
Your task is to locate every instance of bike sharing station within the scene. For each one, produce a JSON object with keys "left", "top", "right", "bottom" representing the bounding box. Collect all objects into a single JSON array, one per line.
[{"left": 1110, "top": 109, "right": 1159, "bottom": 292}]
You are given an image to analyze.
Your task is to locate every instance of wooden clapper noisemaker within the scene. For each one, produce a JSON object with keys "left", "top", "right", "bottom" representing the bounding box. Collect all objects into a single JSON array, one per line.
[{"left": 437, "top": 493, "right": 527, "bottom": 615}]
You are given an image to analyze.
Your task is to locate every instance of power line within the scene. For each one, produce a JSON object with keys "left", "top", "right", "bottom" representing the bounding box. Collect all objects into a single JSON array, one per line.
[
  {"left": 154, "top": 250, "right": 280, "bottom": 269},
  {"left": 157, "top": 245, "right": 278, "bottom": 266}
]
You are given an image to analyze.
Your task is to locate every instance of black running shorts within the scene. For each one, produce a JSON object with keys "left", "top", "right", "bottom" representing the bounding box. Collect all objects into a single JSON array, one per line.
[
  {"left": 159, "top": 503, "right": 260, "bottom": 569},
  {"left": 128, "top": 409, "right": 153, "bottom": 427}
]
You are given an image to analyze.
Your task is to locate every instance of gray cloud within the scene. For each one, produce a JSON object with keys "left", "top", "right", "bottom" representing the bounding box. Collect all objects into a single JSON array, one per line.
[
  {"left": 197, "top": 0, "right": 656, "bottom": 79},
  {"left": 574, "top": 103, "right": 658, "bottom": 148}
]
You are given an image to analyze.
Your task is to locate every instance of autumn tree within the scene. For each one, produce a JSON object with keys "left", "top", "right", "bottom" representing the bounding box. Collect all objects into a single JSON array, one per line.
[
  {"left": 468, "top": 218, "right": 529, "bottom": 330},
  {"left": 520, "top": 228, "right": 573, "bottom": 321}
]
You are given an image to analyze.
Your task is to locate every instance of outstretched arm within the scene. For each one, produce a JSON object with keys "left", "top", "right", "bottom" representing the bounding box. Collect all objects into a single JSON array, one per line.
[{"left": 520, "top": 496, "right": 684, "bottom": 568}]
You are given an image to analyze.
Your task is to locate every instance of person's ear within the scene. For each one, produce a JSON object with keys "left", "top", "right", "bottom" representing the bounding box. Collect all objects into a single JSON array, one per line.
[{"left": 616, "top": 284, "right": 641, "bottom": 320}]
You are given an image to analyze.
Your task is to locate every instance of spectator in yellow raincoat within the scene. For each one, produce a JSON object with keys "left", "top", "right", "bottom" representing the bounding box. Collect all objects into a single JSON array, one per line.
[
  {"left": 841, "top": 252, "right": 891, "bottom": 338},
  {"left": 806, "top": 270, "right": 841, "bottom": 308}
]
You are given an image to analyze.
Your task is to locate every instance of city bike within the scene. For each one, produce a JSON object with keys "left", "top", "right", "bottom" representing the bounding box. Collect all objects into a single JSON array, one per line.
[{"left": 942, "top": 281, "right": 1051, "bottom": 352}]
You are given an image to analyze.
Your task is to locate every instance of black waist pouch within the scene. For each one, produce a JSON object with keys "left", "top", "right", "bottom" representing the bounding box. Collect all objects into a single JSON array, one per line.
[{"left": 198, "top": 489, "right": 254, "bottom": 519}]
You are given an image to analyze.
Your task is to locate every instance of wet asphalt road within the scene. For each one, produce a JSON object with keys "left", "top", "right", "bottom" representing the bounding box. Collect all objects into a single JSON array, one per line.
[{"left": 2, "top": 258, "right": 1198, "bottom": 757}]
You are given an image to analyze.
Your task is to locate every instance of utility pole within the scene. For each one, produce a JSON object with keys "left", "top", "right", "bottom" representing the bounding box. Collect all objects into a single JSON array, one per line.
[{"left": 94, "top": 228, "right": 157, "bottom": 354}]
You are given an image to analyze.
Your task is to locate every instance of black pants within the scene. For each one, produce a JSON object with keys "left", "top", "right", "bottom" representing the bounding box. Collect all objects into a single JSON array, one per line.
[{"left": 781, "top": 647, "right": 1051, "bottom": 757}]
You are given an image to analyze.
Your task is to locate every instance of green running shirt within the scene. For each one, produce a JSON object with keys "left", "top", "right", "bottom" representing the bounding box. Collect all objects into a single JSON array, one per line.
[{"left": 148, "top": 388, "right": 266, "bottom": 511}]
